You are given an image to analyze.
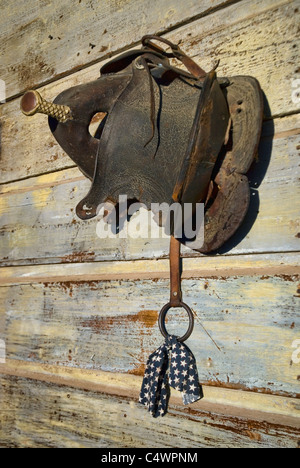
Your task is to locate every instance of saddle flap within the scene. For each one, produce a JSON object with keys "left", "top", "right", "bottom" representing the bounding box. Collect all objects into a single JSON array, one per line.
[
  {"left": 172, "top": 70, "right": 230, "bottom": 206},
  {"left": 198, "top": 76, "right": 263, "bottom": 253},
  {"left": 49, "top": 74, "right": 132, "bottom": 179}
]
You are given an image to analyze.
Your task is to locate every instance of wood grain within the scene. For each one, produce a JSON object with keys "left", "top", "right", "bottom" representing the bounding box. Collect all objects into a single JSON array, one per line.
[
  {"left": 1, "top": 359, "right": 299, "bottom": 423},
  {"left": 0, "top": 373, "right": 299, "bottom": 448},
  {"left": 0, "top": 252, "right": 299, "bottom": 285},
  {"left": 0, "top": 0, "right": 240, "bottom": 100},
  {"left": 1, "top": 274, "right": 299, "bottom": 396}
]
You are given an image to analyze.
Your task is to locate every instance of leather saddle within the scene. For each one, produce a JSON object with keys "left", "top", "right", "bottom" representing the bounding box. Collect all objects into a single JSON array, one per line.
[{"left": 21, "top": 35, "right": 263, "bottom": 253}]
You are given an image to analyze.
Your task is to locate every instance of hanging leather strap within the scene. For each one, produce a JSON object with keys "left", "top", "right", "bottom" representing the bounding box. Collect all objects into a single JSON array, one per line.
[
  {"left": 159, "top": 236, "right": 194, "bottom": 342},
  {"left": 169, "top": 236, "right": 182, "bottom": 307}
]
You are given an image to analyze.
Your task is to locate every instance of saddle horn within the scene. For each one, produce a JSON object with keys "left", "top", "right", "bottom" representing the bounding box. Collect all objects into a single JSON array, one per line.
[{"left": 21, "top": 90, "right": 72, "bottom": 122}]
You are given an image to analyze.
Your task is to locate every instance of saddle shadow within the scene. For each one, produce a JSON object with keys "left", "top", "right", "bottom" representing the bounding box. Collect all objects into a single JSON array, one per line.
[{"left": 213, "top": 90, "right": 275, "bottom": 255}]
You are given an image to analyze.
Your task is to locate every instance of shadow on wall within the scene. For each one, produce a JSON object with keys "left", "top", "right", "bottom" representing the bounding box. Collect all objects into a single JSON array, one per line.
[{"left": 217, "top": 91, "right": 274, "bottom": 254}]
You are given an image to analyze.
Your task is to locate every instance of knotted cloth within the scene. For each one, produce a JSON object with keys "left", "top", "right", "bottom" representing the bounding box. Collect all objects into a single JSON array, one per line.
[{"left": 139, "top": 335, "right": 203, "bottom": 417}]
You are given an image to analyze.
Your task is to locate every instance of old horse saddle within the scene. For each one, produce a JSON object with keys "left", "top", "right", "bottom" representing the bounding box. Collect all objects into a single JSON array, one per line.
[{"left": 21, "top": 35, "right": 263, "bottom": 253}]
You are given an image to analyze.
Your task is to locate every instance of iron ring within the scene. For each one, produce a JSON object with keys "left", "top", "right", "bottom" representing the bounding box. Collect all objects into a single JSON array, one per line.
[{"left": 158, "top": 302, "right": 194, "bottom": 343}]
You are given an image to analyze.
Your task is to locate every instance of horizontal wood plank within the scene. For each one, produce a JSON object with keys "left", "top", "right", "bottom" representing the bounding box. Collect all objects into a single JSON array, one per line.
[
  {"left": 0, "top": 274, "right": 299, "bottom": 396},
  {"left": 0, "top": 252, "right": 299, "bottom": 285},
  {"left": 0, "top": 372, "right": 299, "bottom": 448},
  {"left": 0, "top": 115, "right": 299, "bottom": 265},
  {"left": 1, "top": 359, "right": 299, "bottom": 423},
  {"left": 0, "top": 0, "right": 239, "bottom": 101},
  {"left": 0, "top": 0, "right": 299, "bottom": 184}
]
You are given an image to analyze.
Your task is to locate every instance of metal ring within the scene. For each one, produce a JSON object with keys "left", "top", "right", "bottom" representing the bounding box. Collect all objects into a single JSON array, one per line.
[{"left": 158, "top": 302, "right": 194, "bottom": 343}]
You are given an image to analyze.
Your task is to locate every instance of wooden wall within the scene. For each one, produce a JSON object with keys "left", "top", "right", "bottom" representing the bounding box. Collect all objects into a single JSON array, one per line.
[{"left": 0, "top": 0, "right": 299, "bottom": 448}]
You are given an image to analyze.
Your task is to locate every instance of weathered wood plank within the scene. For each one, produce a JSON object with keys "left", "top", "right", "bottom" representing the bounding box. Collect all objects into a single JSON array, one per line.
[
  {"left": 2, "top": 359, "right": 299, "bottom": 423},
  {"left": 0, "top": 252, "right": 299, "bottom": 285},
  {"left": 0, "top": 0, "right": 299, "bottom": 184},
  {"left": 1, "top": 275, "right": 299, "bottom": 396},
  {"left": 0, "top": 115, "right": 299, "bottom": 264},
  {"left": 0, "top": 374, "right": 298, "bottom": 448},
  {"left": 0, "top": 0, "right": 239, "bottom": 100}
]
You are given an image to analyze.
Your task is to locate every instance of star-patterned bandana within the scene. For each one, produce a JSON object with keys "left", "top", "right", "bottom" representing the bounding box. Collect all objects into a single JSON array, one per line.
[{"left": 139, "top": 335, "right": 203, "bottom": 417}]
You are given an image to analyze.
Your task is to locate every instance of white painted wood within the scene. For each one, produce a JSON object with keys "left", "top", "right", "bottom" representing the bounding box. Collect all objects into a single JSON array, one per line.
[{"left": 0, "top": 0, "right": 239, "bottom": 100}]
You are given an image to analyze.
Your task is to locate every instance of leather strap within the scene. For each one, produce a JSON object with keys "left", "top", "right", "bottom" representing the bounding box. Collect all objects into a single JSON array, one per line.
[
  {"left": 159, "top": 236, "right": 195, "bottom": 342},
  {"left": 169, "top": 236, "right": 182, "bottom": 307},
  {"left": 142, "top": 35, "right": 207, "bottom": 79}
]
